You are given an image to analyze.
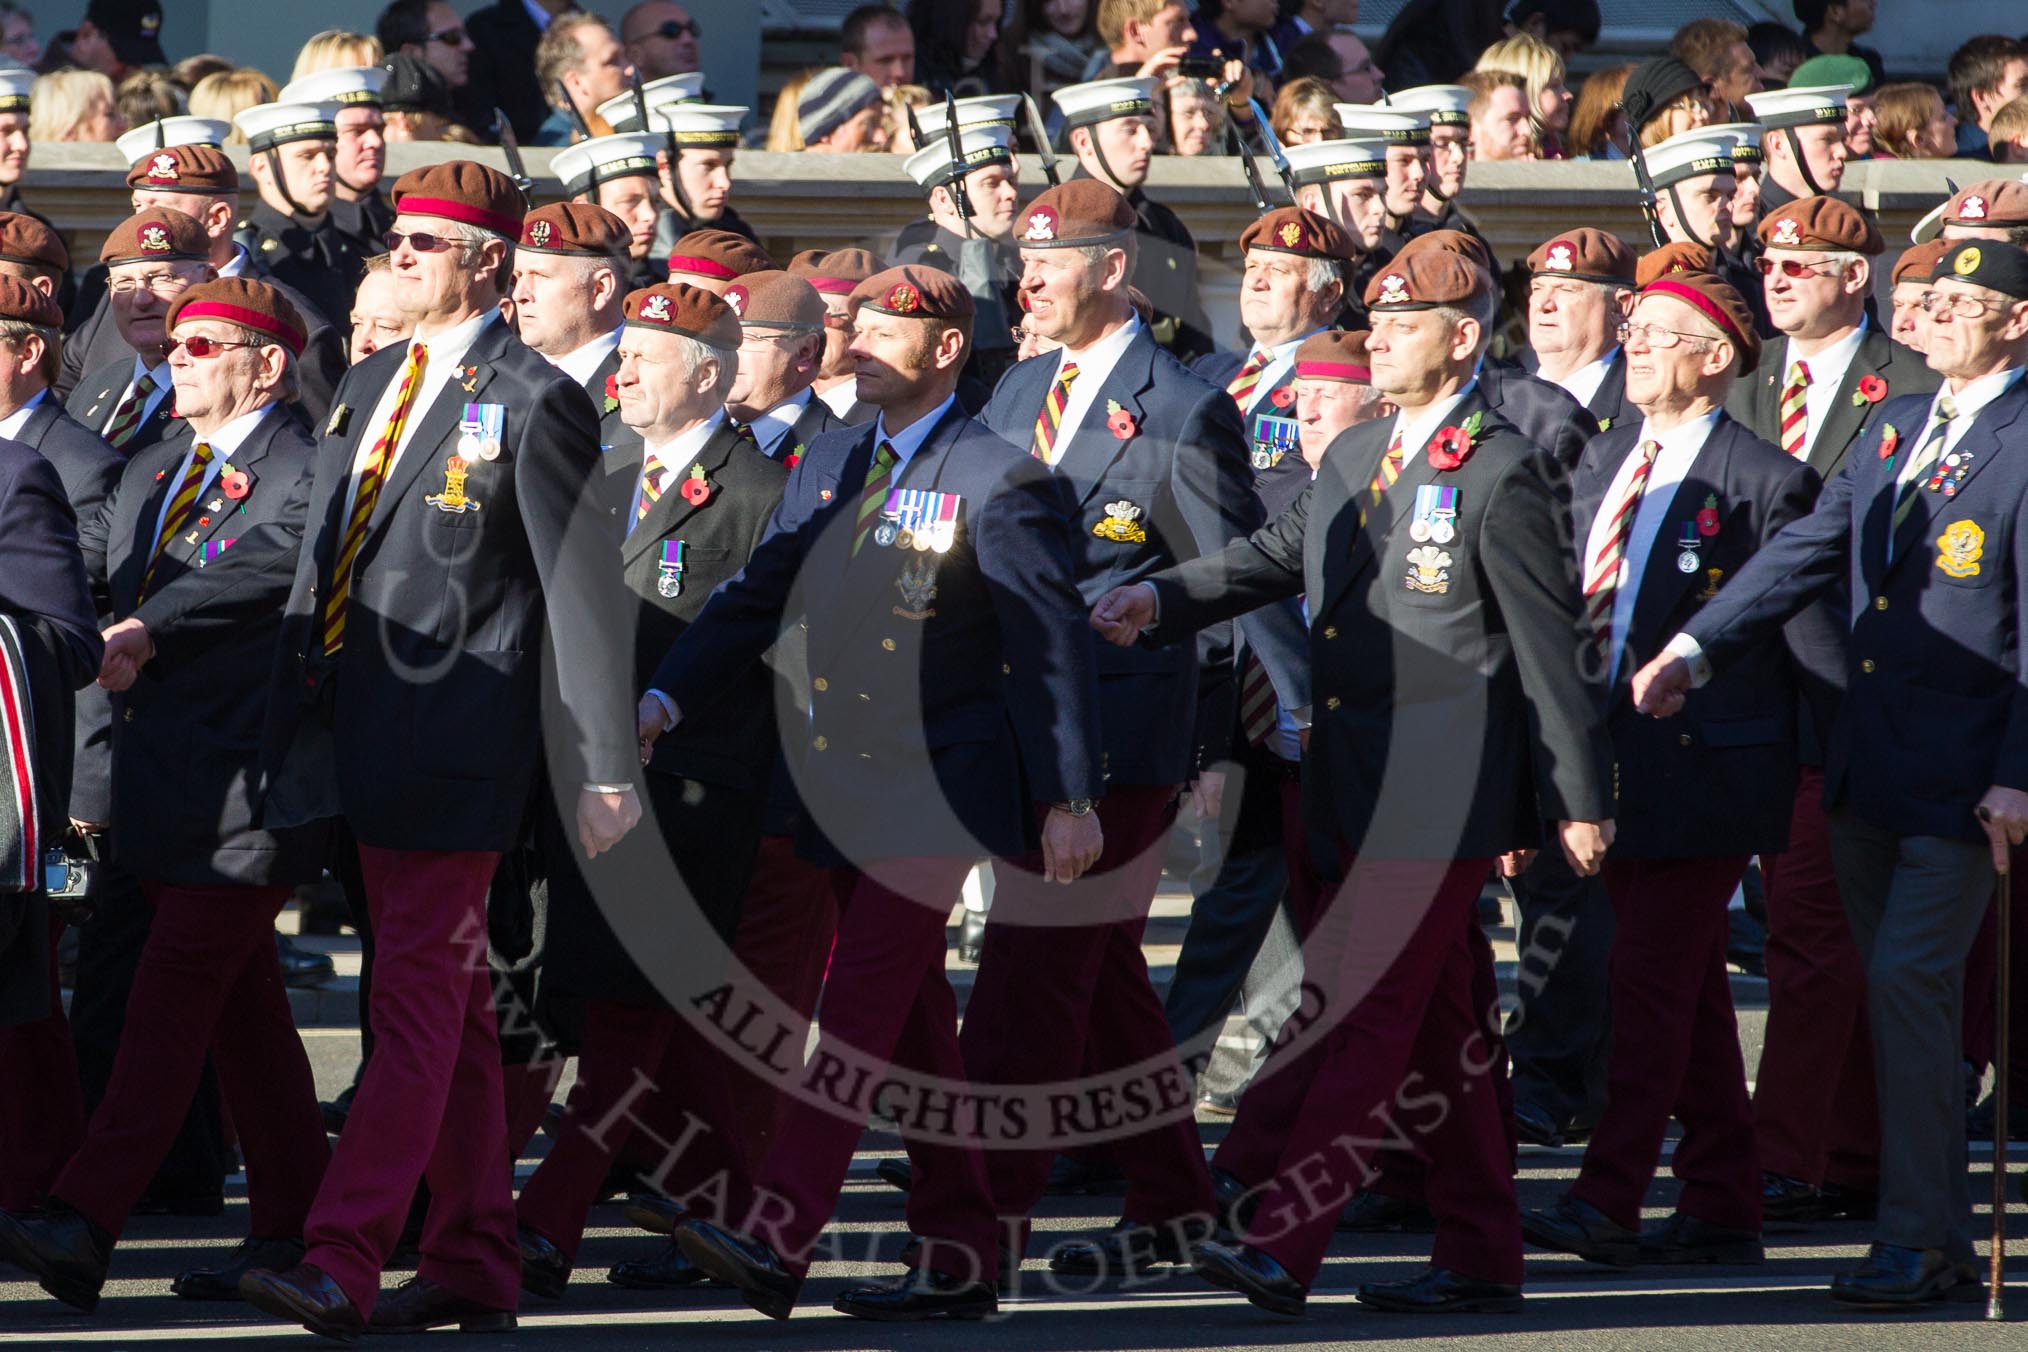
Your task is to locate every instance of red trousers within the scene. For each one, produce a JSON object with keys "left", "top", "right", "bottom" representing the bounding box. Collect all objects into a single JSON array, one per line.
[
  {"left": 1571, "top": 856, "right": 1760, "bottom": 1233},
  {"left": 1224, "top": 855, "right": 1515, "bottom": 1286},
  {"left": 739, "top": 857, "right": 1000, "bottom": 1280},
  {"left": 303, "top": 847, "right": 518, "bottom": 1316},
  {"left": 55, "top": 882, "right": 327, "bottom": 1239},
  {"left": 1754, "top": 771, "right": 1880, "bottom": 1189},
  {"left": 0, "top": 913, "right": 83, "bottom": 1211}
]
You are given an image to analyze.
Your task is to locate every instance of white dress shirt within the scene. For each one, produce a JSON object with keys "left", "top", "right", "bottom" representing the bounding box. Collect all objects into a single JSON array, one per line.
[
  {"left": 1047, "top": 315, "right": 1142, "bottom": 464},
  {"left": 99, "top": 354, "right": 175, "bottom": 436},
  {"left": 216, "top": 243, "right": 250, "bottom": 279},
  {"left": 630, "top": 408, "right": 725, "bottom": 533},
  {"left": 744, "top": 386, "right": 815, "bottom": 458},
  {"left": 816, "top": 380, "right": 859, "bottom": 420},
  {"left": 1787, "top": 317, "right": 1867, "bottom": 458},
  {"left": 549, "top": 327, "right": 620, "bottom": 389},
  {"left": 1385, "top": 381, "right": 1477, "bottom": 463},
  {"left": 1549, "top": 347, "right": 1618, "bottom": 409},
  {"left": 1584, "top": 410, "right": 1719, "bottom": 679},
  {"left": 149, "top": 404, "right": 276, "bottom": 555},
  {"left": 1894, "top": 365, "right": 2025, "bottom": 493},
  {"left": 0, "top": 385, "right": 45, "bottom": 440},
  {"left": 340, "top": 309, "right": 498, "bottom": 529},
  {"left": 1235, "top": 330, "right": 1320, "bottom": 418}
]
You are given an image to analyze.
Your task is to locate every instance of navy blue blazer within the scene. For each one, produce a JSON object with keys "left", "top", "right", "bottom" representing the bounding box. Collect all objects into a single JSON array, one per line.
[
  {"left": 985, "top": 327, "right": 1261, "bottom": 785},
  {"left": 1479, "top": 358, "right": 1599, "bottom": 470},
  {"left": 1192, "top": 348, "right": 1303, "bottom": 474},
  {"left": 1233, "top": 451, "right": 1313, "bottom": 721},
  {"left": 1684, "top": 377, "right": 2028, "bottom": 842},
  {"left": 66, "top": 359, "right": 184, "bottom": 457},
  {"left": 650, "top": 402, "right": 1104, "bottom": 865},
  {"left": 1571, "top": 414, "right": 1821, "bottom": 858}
]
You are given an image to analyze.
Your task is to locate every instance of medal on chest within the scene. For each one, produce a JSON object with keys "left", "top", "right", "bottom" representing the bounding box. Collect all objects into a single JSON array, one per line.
[
  {"left": 456, "top": 402, "right": 506, "bottom": 463},
  {"left": 1409, "top": 484, "right": 1460, "bottom": 545},
  {"left": 1250, "top": 414, "right": 1300, "bottom": 472},
  {"left": 875, "top": 488, "right": 961, "bottom": 553},
  {"left": 657, "top": 540, "right": 685, "bottom": 597}
]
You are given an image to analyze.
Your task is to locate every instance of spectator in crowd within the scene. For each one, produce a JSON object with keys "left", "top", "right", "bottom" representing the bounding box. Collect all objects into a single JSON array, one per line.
[
  {"left": 0, "top": 70, "right": 28, "bottom": 218},
  {"left": 1623, "top": 54, "right": 1712, "bottom": 149},
  {"left": 1990, "top": 96, "right": 2028, "bottom": 165},
  {"left": 1946, "top": 34, "right": 2028, "bottom": 160},
  {"left": 375, "top": 0, "right": 472, "bottom": 102},
  {"left": 839, "top": 4, "right": 916, "bottom": 89},
  {"left": 1870, "top": 81, "right": 1959, "bottom": 159},
  {"left": 291, "top": 29, "right": 383, "bottom": 84},
  {"left": 1280, "top": 29, "right": 1385, "bottom": 106},
  {"left": 1165, "top": 71, "right": 1224, "bottom": 153},
  {"left": 620, "top": 2, "right": 701, "bottom": 82},
  {"left": 67, "top": 0, "right": 163, "bottom": 86},
  {"left": 1792, "top": 53, "right": 1876, "bottom": 157},
  {"left": 1747, "top": 21, "right": 1809, "bottom": 88},
  {"left": 1461, "top": 67, "right": 1534, "bottom": 160},
  {"left": 1186, "top": 0, "right": 1300, "bottom": 86},
  {"left": 379, "top": 50, "right": 459, "bottom": 141},
  {"left": 1671, "top": 18, "right": 1760, "bottom": 117},
  {"left": 1290, "top": 0, "right": 1358, "bottom": 36},
  {"left": 28, "top": 69, "right": 123, "bottom": 142},
  {"left": 0, "top": 2, "right": 37, "bottom": 70},
  {"left": 346, "top": 251, "right": 411, "bottom": 363},
  {"left": 1476, "top": 33, "right": 1572, "bottom": 158},
  {"left": 533, "top": 14, "right": 635, "bottom": 146},
  {"left": 1004, "top": 0, "right": 1102, "bottom": 100},
  {"left": 881, "top": 82, "right": 932, "bottom": 151},
  {"left": 1795, "top": 0, "right": 1883, "bottom": 89},
  {"left": 1089, "top": 0, "right": 1195, "bottom": 81},
  {"left": 1374, "top": 0, "right": 1503, "bottom": 92},
  {"left": 773, "top": 67, "right": 887, "bottom": 153},
  {"left": 169, "top": 54, "right": 232, "bottom": 91},
  {"left": 1270, "top": 75, "right": 1340, "bottom": 146},
  {"left": 913, "top": 0, "right": 1007, "bottom": 98},
  {"left": 1504, "top": 0, "right": 1600, "bottom": 60},
  {"left": 114, "top": 69, "right": 181, "bottom": 129},
  {"left": 187, "top": 67, "right": 275, "bottom": 144},
  {"left": 1567, "top": 63, "right": 1631, "bottom": 159}
]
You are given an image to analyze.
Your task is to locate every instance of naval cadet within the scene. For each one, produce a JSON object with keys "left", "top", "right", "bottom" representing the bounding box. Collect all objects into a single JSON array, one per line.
[
  {"left": 1744, "top": 83, "right": 1852, "bottom": 219},
  {"left": 894, "top": 123, "right": 1024, "bottom": 401},
  {"left": 275, "top": 66, "right": 395, "bottom": 269},
  {"left": 552, "top": 131, "right": 671, "bottom": 294},
  {"left": 232, "top": 96, "right": 370, "bottom": 337},
  {"left": 1281, "top": 137, "right": 1393, "bottom": 332}
]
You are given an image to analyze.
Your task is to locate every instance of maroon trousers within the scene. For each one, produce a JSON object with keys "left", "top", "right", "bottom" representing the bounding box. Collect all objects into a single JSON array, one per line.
[
  {"left": 1570, "top": 855, "right": 1760, "bottom": 1233},
  {"left": 0, "top": 913, "right": 84, "bottom": 1211},
  {"left": 303, "top": 847, "right": 518, "bottom": 1316},
  {"left": 1754, "top": 770, "right": 1880, "bottom": 1189},
  {"left": 54, "top": 881, "right": 327, "bottom": 1239},
  {"left": 1962, "top": 844, "right": 2028, "bottom": 1103},
  {"left": 1224, "top": 855, "right": 1515, "bottom": 1286}
]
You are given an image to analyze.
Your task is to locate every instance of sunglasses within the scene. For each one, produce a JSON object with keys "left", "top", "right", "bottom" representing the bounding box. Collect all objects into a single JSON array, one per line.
[
  {"left": 171, "top": 334, "right": 261, "bottom": 358},
  {"left": 1754, "top": 256, "right": 1835, "bottom": 279},
  {"left": 427, "top": 25, "right": 467, "bottom": 44},
  {"left": 646, "top": 19, "right": 701, "bottom": 39},
  {"left": 384, "top": 229, "right": 459, "bottom": 253}
]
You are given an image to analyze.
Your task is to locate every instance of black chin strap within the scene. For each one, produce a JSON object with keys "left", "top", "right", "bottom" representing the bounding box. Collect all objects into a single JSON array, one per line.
[
  {"left": 1784, "top": 127, "right": 1831, "bottom": 197},
  {"left": 264, "top": 145, "right": 314, "bottom": 220},
  {"left": 1665, "top": 183, "right": 1715, "bottom": 250}
]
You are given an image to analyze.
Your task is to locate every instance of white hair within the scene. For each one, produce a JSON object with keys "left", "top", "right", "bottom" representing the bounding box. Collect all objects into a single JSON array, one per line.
[
  {"left": 663, "top": 330, "right": 735, "bottom": 399},
  {"left": 1305, "top": 256, "right": 1343, "bottom": 295}
]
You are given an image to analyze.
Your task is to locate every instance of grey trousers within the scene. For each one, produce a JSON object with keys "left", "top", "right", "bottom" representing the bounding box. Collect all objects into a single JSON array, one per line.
[{"left": 1828, "top": 811, "right": 1995, "bottom": 1258}]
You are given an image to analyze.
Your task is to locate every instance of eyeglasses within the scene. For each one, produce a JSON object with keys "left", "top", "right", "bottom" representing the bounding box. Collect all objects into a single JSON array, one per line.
[
  {"left": 1754, "top": 256, "right": 1837, "bottom": 279},
  {"left": 1616, "top": 320, "right": 1712, "bottom": 349},
  {"left": 426, "top": 25, "right": 467, "bottom": 45},
  {"left": 383, "top": 229, "right": 459, "bottom": 254},
  {"left": 820, "top": 312, "right": 853, "bottom": 331},
  {"left": 1921, "top": 290, "right": 2003, "bottom": 319},
  {"left": 109, "top": 274, "right": 192, "bottom": 298},
  {"left": 170, "top": 334, "right": 261, "bottom": 358},
  {"left": 645, "top": 19, "right": 701, "bottom": 39}
]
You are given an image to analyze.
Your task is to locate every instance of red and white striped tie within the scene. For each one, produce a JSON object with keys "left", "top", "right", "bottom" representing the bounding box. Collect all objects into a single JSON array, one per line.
[
  {"left": 1582, "top": 438, "right": 1661, "bottom": 659},
  {"left": 1778, "top": 360, "right": 1810, "bottom": 459},
  {"left": 1226, "top": 350, "right": 1270, "bottom": 410}
]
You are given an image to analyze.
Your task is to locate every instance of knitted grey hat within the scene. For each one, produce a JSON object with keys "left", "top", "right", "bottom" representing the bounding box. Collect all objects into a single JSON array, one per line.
[{"left": 798, "top": 67, "right": 881, "bottom": 145}]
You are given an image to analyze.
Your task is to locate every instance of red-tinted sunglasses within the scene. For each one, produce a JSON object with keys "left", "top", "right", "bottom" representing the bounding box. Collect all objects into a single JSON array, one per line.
[
  {"left": 1754, "top": 256, "right": 1834, "bottom": 279},
  {"left": 170, "top": 334, "right": 260, "bottom": 358},
  {"left": 383, "top": 229, "right": 458, "bottom": 254}
]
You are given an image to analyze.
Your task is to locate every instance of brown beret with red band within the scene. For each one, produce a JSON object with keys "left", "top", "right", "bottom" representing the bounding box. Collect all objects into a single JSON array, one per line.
[
  {"left": 126, "top": 143, "right": 239, "bottom": 195},
  {"left": 519, "top": 201, "right": 631, "bottom": 257},
  {"left": 1527, "top": 228, "right": 1637, "bottom": 285},
  {"left": 101, "top": 207, "right": 209, "bottom": 266},
  {"left": 1294, "top": 329, "right": 1373, "bottom": 382},
  {"left": 390, "top": 160, "right": 525, "bottom": 237},
  {"left": 168, "top": 276, "right": 309, "bottom": 357},
  {"left": 0, "top": 275, "right": 61, "bottom": 328},
  {"left": 787, "top": 246, "right": 886, "bottom": 296},
  {"left": 849, "top": 265, "right": 974, "bottom": 321},
  {"left": 669, "top": 229, "right": 775, "bottom": 283},
  {"left": 0, "top": 212, "right": 69, "bottom": 275},
  {"left": 622, "top": 281, "right": 742, "bottom": 348},
  {"left": 1640, "top": 271, "right": 1761, "bottom": 372}
]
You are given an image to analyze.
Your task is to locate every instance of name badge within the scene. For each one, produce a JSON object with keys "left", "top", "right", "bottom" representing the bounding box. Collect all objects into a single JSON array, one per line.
[
  {"left": 456, "top": 402, "right": 506, "bottom": 462},
  {"left": 657, "top": 539, "right": 685, "bottom": 597},
  {"left": 1250, "top": 414, "right": 1300, "bottom": 471},
  {"left": 1408, "top": 484, "right": 1459, "bottom": 544}
]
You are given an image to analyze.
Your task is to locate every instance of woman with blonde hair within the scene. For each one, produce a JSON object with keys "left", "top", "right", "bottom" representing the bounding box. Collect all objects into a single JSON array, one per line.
[
  {"left": 1271, "top": 75, "right": 1340, "bottom": 147},
  {"left": 291, "top": 30, "right": 385, "bottom": 84},
  {"left": 1568, "top": 64, "right": 1632, "bottom": 159},
  {"left": 1475, "top": 32, "right": 1572, "bottom": 158},
  {"left": 116, "top": 69, "right": 183, "bottom": 130},
  {"left": 188, "top": 68, "right": 278, "bottom": 144},
  {"left": 29, "top": 69, "right": 124, "bottom": 142},
  {"left": 1870, "top": 82, "right": 1958, "bottom": 160}
]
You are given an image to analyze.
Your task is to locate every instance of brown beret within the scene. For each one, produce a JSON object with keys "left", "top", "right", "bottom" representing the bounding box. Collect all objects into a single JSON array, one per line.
[
  {"left": 1891, "top": 239, "right": 1952, "bottom": 287},
  {"left": 1639, "top": 271, "right": 1761, "bottom": 373},
  {"left": 1364, "top": 248, "right": 1489, "bottom": 311},
  {"left": 1392, "top": 228, "right": 1495, "bottom": 275},
  {"left": 1759, "top": 195, "right": 1885, "bottom": 256},
  {"left": 1016, "top": 180, "right": 1136, "bottom": 249},
  {"left": 519, "top": 201, "right": 630, "bottom": 257},
  {"left": 391, "top": 160, "right": 524, "bottom": 237},
  {"left": 0, "top": 275, "right": 61, "bottom": 327},
  {"left": 787, "top": 246, "right": 886, "bottom": 296},
  {"left": 1945, "top": 179, "right": 2028, "bottom": 229},
  {"left": 126, "top": 143, "right": 238, "bottom": 196},
  {"left": 1635, "top": 240, "right": 1712, "bottom": 288},
  {"left": 101, "top": 207, "right": 209, "bottom": 266},
  {"left": 724, "top": 269, "right": 825, "bottom": 332},
  {"left": 849, "top": 265, "right": 974, "bottom": 321},
  {"left": 168, "top": 276, "right": 308, "bottom": 357},
  {"left": 1527, "top": 228, "right": 1637, "bottom": 285},
  {"left": 1240, "top": 206, "right": 1355, "bottom": 263},
  {"left": 622, "top": 281, "right": 742, "bottom": 349},
  {"left": 668, "top": 229, "right": 776, "bottom": 283},
  {"left": 1294, "top": 329, "right": 1373, "bottom": 382},
  {"left": 0, "top": 212, "right": 68, "bottom": 275}
]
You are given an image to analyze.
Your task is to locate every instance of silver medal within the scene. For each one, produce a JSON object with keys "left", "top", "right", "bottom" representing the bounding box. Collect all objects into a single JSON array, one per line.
[
  {"left": 1430, "top": 520, "right": 1456, "bottom": 545},
  {"left": 478, "top": 437, "right": 502, "bottom": 461},
  {"left": 874, "top": 521, "right": 898, "bottom": 548},
  {"left": 1410, "top": 519, "right": 1432, "bottom": 542},
  {"left": 456, "top": 432, "right": 480, "bottom": 462},
  {"left": 1677, "top": 549, "right": 1699, "bottom": 573}
]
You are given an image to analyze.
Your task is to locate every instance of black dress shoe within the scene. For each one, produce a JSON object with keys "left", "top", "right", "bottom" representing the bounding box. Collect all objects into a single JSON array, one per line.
[
  {"left": 1338, "top": 1189, "right": 1437, "bottom": 1233},
  {"left": 0, "top": 1202, "right": 112, "bottom": 1312},
  {"left": 956, "top": 909, "right": 986, "bottom": 964},
  {"left": 1761, "top": 1171, "right": 1825, "bottom": 1222},
  {"left": 1209, "top": 1166, "right": 1260, "bottom": 1236},
  {"left": 1519, "top": 1196, "right": 1639, "bottom": 1267},
  {"left": 1967, "top": 1091, "right": 2028, "bottom": 1142},
  {"left": 1830, "top": 1242, "right": 1958, "bottom": 1307},
  {"left": 595, "top": 1161, "right": 652, "bottom": 1206},
  {"left": 239, "top": 1261, "right": 367, "bottom": 1343},
  {"left": 368, "top": 1274, "right": 516, "bottom": 1333},
  {"left": 320, "top": 1091, "right": 354, "bottom": 1137},
  {"left": 1043, "top": 1152, "right": 1126, "bottom": 1195},
  {"left": 835, "top": 1267, "right": 997, "bottom": 1321},
  {"left": 1638, "top": 1212, "right": 1762, "bottom": 1265},
  {"left": 674, "top": 1219, "right": 801, "bottom": 1320},
  {"left": 133, "top": 1189, "right": 226, "bottom": 1217},
  {"left": 1192, "top": 1240, "right": 1306, "bottom": 1317},
  {"left": 1357, "top": 1266, "right": 1523, "bottom": 1313},
  {"left": 173, "top": 1236, "right": 305, "bottom": 1301},
  {"left": 622, "top": 1192, "right": 686, "bottom": 1235},
  {"left": 896, "top": 1233, "right": 1018, "bottom": 1290},
  {"left": 1048, "top": 1216, "right": 1212, "bottom": 1276},
  {"left": 1511, "top": 1101, "right": 1565, "bottom": 1148},
  {"left": 1817, "top": 1181, "right": 1878, "bottom": 1221},
  {"left": 1726, "top": 907, "right": 1767, "bottom": 977},
  {"left": 875, "top": 1157, "right": 914, "bottom": 1193},
  {"left": 518, "top": 1225, "right": 571, "bottom": 1300},
  {"left": 608, "top": 1240, "right": 714, "bottom": 1290},
  {"left": 277, "top": 933, "right": 336, "bottom": 989}
]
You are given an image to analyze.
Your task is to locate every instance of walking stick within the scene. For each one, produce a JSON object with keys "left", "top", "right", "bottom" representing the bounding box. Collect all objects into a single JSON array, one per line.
[{"left": 1983, "top": 806, "right": 2012, "bottom": 1320}]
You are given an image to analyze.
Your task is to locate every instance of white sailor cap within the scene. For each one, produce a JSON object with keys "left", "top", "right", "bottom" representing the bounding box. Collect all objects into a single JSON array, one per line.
[
  {"left": 1643, "top": 127, "right": 1740, "bottom": 189},
  {"left": 1051, "top": 77, "right": 1159, "bottom": 132},
  {"left": 1284, "top": 137, "right": 1390, "bottom": 186},
  {"left": 1387, "top": 85, "right": 1472, "bottom": 127},
  {"left": 1334, "top": 104, "right": 1430, "bottom": 145},
  {"left": 641, "top": 103, "right": 746, "bottom": 148},
  {"left": 552, "top": 131, "right": 663, "bottom": 199},
  {"left": 951, "top": 94, "right": 1022, "bottom": 131},
  {"left": 234, "top": 101, "right": 340, "bottom": 152},
  {"left": 1744, "top": 84, "right": 1850, "bottom": 130},
  {"left": 116, "top": 116, "right": 233, "bottom": 164},
  {"left": 0, "top": 67, "right": 32, "bottom": 113},
  {"left": 596, "top": 72, "right": 708, "bottom": 130},
  {"left": 1704, "top": 121, "right": 1764, "bottom": 164},
  {"left": 278, "top": 66, "right": 388, "bottom": 109},
  {"left": 904, "top": 125, "right": 1016, "bottom": 190}
]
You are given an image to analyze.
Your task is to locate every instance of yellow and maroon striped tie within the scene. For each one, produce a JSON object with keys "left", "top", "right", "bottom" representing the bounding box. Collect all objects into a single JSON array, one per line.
[
  {"left": 1582, "top": 438, "right": 1660, "bottom": 656},
  {"left": 1368, "top": 426, "right": 1405, "bottom": 503},
  {"left": 636, "top": 452, "right": 665, "bottom": 525},
  {"left": 851, "top": 440, "right": 899, "bottom": 557},
  {"left": 321, "top": 342, "right": 428, "bottom": 656},
  {"left": 138, "top": 441, "right": 213, "bottom": 600},
  {"left": 1225, "top": 350, "right": 1270, "bottom": 409},
  {"left": 1239, "top": 650, "right": 1278, "bottom": 746},
  {"left": 1030, "top": 361, "right": 1079, "bottom": 464},
  {"left": 1778, "top": 360, "right": 1810, "bottom": 459},
  {"left": 102, "top": 371, "right": 158, "bottom": 449}
]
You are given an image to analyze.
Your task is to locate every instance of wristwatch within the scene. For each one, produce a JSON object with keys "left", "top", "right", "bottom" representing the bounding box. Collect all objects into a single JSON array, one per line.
[{"left": 1053, "top": 798, "right": 1095, "bottom": 817}]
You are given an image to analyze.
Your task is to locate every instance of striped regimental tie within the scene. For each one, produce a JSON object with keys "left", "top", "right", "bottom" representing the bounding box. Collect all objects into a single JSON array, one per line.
[
  {"left": 635, "top": 452, "right": 666, "bottom": 527},
  {"left": 1581, "top": 438, "right": 1661, "bottom": 658},
  {"left": 851, "top": 440, "right": 899, "bottom": 557},
  {"left": 1239, "top": 649, "right": 1278, "bottom": 746},
  {"left": 102, "top": 371, "right": 158, "bottom": 449},
  {"left": 1779, "top": 360, "right": 1810, "bottom": 459},
  {"left": 320, "top": 342, "right": 428, "bottom": 656},
  {"left": 1030, "top": 361, "right": 1079, "bottom": 464},
  {"left": 1225, "top": 350, "right": 1270, "bottom": 409},
  {"left": 1888, "top": 394, "right": 1958, "bottom": 550},
  {"left": 1368, "top": 426, "right": 1405, "bottom": 503},
  {"left": 138, "top": 441, "right": 213, "bottom": 600}
]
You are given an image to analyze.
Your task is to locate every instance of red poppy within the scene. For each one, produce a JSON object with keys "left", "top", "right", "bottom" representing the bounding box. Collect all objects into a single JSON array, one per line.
[
  {"left": 1269, "top": 386, "right": 1294, "bottom": 410},
  {"left": 680, "top": 477, "right": 712, "bottom": 506},
  {"left": 1857, "top": 374, "right": 1887, "bottom": 404},
  {"left": 1426, "top": 425, "right": 1474, "bottom": 471},
  {"left": 1878, "top": 424, "right": 1899, "bottom": 460},
  {"left": 603, "top": 373, "right": 620, "bottom": 411},
  {"left": 1107, "top": 407, "right": 1137, "bottom": 440},
  {"left": 784, "top": 453, "right": 801, "bottom": 469},
  {"left": 220, "top": 469, "right": 250, "bottom": 500},
  {"left": 1696, "top": 494, "right": 1720, "bottom": 537}
]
